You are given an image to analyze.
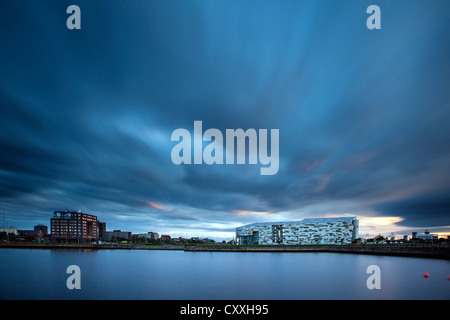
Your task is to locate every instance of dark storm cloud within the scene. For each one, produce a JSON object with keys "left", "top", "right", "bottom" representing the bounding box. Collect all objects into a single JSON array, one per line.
[
  {"left": 376, "top": 191, "right": 450, "bottom": 228},
  {"left": 0, "top": 0, "right": 449, "bottom": 236}
]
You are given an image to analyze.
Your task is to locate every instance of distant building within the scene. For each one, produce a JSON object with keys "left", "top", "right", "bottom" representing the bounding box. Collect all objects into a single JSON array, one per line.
[
  {"left": 0, "top": 226, "right": 18, "bottom": 236},
  {"left": 138, "top": 232, "right": 159, "bottom": 240},
  {"left": 160, "top": 235, "right": 171, "bottom": 241},
  {"left": 97, "top": 221, "right": 106, "bottom": 240},
  {"left": 102, "top": 230, "right": 132, "bottom": 241},
  {"left": 150, "top": 232, "right": 159, "bottom": 239},
  {"left": 18, "top": 229, "right": 43, "bottom": 241},
  {"left": 51, "top": 210, "right": 98, "bottom": 243},
  {"left": 172, "top": 237, "right": 186, "bottom": 243},
  {"left": 414, "top": 230, "right": 439, "bottom": 242},
  {"left": 34, "top": 224, "right": 48, "bottom": 237},
  {"left": 236, "top": 217, "right": 359, "bottom": 245}
]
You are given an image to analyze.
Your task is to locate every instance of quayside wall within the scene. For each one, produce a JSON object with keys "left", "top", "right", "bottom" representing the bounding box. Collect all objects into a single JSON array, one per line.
[
  {"left": 184, "top": 244, "right": 450, "bottom": 259},
  {"left": 1, "top": 242, "right": 449, "bottom": 259},
  {"left": 0, "top": 242, "right": 183, "bottom": 250}
]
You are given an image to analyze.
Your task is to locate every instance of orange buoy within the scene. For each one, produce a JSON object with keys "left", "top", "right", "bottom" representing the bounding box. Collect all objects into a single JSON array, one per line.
[{"left": 423, "top": 273, "right": 429, "bottom": 278}]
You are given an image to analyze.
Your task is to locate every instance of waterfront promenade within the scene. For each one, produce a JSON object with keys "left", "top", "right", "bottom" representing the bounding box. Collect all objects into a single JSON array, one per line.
[{"left": 1, "top": 242, "right": 449, "bottom": 259}]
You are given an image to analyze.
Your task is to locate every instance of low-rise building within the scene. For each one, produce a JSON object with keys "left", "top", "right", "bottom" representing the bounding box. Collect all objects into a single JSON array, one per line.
[
  {"left": 413, "top": 230, "right": 439, "bottom": 242},
  {"left": 18, "top": 229, "right": 43, "bottom": 241},
  {"left": 102, "top": 230, "right": 132, "bottom": 241},
  {"left": 160, "top": 234, "right": 171, "bottom": 241},
  {"left": 34, "top": 224, "right": 48, "bottom": 237},
  {"left": 138, "top": 232, "right": 159, "bottom": 240},
  {"left": 0, "top": 226, "right": 18, "bottom": 236}
]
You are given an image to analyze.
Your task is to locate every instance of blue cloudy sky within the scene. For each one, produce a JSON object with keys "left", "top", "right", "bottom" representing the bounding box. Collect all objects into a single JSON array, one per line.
[{"left": 0, "top": 0, "right": 449, "bottom": 239}]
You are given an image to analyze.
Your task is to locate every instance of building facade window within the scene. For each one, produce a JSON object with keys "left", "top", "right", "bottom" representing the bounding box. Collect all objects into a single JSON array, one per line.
[{"left": 51, "top": 210, "right": 98, "bottom": 243}]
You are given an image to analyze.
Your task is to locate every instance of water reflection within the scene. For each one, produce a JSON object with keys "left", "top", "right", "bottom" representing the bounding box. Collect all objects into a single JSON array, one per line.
[{"left": 0, "top": 249, "right": 448, "bottom": 299}]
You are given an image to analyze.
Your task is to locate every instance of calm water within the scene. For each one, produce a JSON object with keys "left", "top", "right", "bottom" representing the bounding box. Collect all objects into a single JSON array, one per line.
[{"left": 0, "top": 248, "right": 449, "bottom": 300}]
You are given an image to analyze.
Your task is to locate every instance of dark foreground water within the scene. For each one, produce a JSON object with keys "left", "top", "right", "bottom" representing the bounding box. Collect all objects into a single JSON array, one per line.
[{"left": 0, "top": 248, "right": 448, "bottom": 300}]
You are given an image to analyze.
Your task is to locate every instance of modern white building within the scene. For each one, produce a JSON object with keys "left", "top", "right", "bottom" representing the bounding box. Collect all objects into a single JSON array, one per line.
[
  {"left": 415, "top": 230, "right": 439, "bottom": 241},
  {"left": 236, "top": 217, "right": 359, "bottom": 245}
]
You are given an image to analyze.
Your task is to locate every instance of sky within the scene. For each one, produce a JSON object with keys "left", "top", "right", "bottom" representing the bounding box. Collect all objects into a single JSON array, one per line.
[{"left": 0, "top": 0, "right": 449, "bottom": 240}]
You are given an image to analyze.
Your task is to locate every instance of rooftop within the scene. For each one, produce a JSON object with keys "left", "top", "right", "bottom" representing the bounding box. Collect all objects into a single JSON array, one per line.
[{"left": 237, "top": 217, "right": 357, "bottom": 229}]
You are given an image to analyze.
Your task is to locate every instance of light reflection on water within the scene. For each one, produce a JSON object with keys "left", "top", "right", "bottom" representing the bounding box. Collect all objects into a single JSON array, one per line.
[{"left": 0, "top": 249, "right": 448, "bottom": 299}]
